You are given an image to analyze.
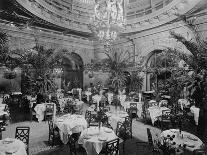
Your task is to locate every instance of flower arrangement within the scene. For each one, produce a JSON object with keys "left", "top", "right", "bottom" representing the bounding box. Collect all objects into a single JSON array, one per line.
[{"left": 155, "top": 134, "right": 185, "bottom": 155}]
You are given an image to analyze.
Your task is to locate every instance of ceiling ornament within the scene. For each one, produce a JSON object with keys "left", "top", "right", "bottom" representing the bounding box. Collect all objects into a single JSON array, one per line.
[{"left": 89, "top": 0, "right": 126, "bottom": 46}]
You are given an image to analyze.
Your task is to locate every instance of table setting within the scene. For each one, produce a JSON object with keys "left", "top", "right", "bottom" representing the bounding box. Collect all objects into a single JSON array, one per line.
[
  {"left": 54, "top": 114, "right": 87, "bottom": 144},
  {"left": 158, "top": 129, "right": 204, "bottom": 154},
  {"left": 0, "top": 138, "right": 27, "bottom": 155},
  {"left": 78, "top": 126, "right": 117, "bottom": 155}
]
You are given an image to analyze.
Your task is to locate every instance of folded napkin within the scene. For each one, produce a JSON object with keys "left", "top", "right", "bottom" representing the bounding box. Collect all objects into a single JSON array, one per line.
[
  {"left": 187, "top": 136, "right": 198, "bottom": 141},
  {"left": 184, "top": 142, "right": 195, "bottom": 148}
]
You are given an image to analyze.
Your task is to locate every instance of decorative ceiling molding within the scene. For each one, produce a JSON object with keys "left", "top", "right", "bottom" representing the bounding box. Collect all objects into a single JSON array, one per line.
[
  {"left": 124, "top": 0, "right": 207, "bottom": 34},
  {"left": 15, "top": 0, "right": 207, "bottom": 35}
]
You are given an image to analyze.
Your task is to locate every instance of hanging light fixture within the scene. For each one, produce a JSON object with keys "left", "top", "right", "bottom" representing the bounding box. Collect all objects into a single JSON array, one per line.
[{"left": 89, "top": 0, "right": 125, "bottom": 46}]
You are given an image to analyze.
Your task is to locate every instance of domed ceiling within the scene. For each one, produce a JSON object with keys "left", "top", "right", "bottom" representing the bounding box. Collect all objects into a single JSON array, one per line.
[{"left": 0, "top": 0, "right": 207, "bottom": 39}]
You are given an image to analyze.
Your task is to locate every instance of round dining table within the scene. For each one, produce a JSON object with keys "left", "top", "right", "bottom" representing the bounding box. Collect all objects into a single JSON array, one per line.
[
  {"left": 105, "top": 111, "right": 128, "bottom": 130},
  {"left": 78, "top": 126, "right": 118, "bottom": 155},
  {"left": 161, "top": 129, "right": 204, "bottom": 153},
  {"left": 0, "top": 138, "right": 27, "bottom": 155},
  {"left": 54, "top": 114, "right": 87, "bottom": 144},
  {"left": 148, "top": 106, "right": 170, "bottom": 125}
]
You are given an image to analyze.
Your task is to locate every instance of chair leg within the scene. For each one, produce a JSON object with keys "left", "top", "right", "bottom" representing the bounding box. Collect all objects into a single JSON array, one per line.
[{"left": 123, "top": 141, "right": 125, "bottom": 155}]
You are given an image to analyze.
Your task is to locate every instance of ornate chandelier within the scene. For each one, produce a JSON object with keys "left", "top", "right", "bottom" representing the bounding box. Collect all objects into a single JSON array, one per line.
[{"left": 89, "top": 0, "right": 125, "bottom": 46}]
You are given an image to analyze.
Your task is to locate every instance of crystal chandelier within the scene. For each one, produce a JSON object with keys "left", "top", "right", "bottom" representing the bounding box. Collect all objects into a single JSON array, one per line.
[{"left": 89, "top": 0, "right": 125, "bottom": 46}]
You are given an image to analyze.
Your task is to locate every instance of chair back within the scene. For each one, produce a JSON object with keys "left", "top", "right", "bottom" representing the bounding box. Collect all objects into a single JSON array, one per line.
[
  {"left": 48, "top": 120, "right": 54, "bottom": 135},
  {"left": 101, "top": 113, "right": 109, "bottom": 126},
  {"left": 146, "top": 128, "right": 153, "bottom": 145},
  {"left": 15, "top": 126, "right": 30, "bottom": 148},
  {"left": 161, "top": 110, "right": 171, "bottom": 120},
  {"left": 130, "top": 102, "right": 137, "bottom": 109},
  {"left": 85, "top": 110, "right": 91, "bottom": 120},
  {"left": 45, "top": 103, "right": 54, "bottom": 113},
  {"left": 88, "top": 114, "right": 99, "bottom": 127},
  {"left": 105, "top": 138, "right": 119, "bottom": 155}
]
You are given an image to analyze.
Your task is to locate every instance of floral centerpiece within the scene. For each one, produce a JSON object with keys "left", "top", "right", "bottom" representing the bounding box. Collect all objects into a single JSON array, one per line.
[{"left": 155, "top": 134, "right": 185, "bottom": 155}]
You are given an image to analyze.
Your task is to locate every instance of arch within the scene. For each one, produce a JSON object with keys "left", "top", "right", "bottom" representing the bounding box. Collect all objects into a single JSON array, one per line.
[{"left": 53, "top": 48, "right": 84, "bottom": 89}]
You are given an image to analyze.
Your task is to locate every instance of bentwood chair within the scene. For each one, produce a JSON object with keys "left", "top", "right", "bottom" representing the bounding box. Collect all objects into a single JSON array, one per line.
[
  {"left": 146, "top": 128, "right": 160, "bottom": 155},
  {"left": 85, "top": 110, "right": 91, "bottom": 123},
  {"left": 116, "top": 121, "right": 132, "bottom": 155},
  {"left": 68, "top": 135, "right": 77, "bottom": 155},
  {"left": 45, "top": 103, "right": 54, "bottom": 122},
  {"left": 129, "top": 102, "right": 138, "bottom": 120},
  {"left": 88, "top": 114, "right": 99, "bottom": 127},
  {"left": 48, "top": 120, "right": 60, "bottom": 146},
  {"left": 161, "top": 109, "right": 172, "bottom": 130},
  {"left": 101, "top": 138, "right": 120, "bottom": 155},
  {"left": 15, "top": 126, "right": 30, "bottom": 154}
]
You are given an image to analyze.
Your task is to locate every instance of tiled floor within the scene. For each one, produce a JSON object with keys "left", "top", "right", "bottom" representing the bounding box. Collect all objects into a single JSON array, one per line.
[{"left": 2, "top": 103, "right": 206, "bottom": 155}]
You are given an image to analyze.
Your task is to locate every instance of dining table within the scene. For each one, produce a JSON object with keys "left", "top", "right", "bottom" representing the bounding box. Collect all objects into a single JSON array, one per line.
[
  {"left": 34, "top": 102, "right": 56, "bottom": 122},
  {"left": 78, "top": 126, "right": 118, "bottom": 155},
  {"left": 54, "top": 114, "right": 87, "bottom": 144},
  {"left": 105, "top": 111, "right": 128, "bottom": 130},
  {"left": 148, "top": 106, "right": 170, "bottom": 125},
  {"left": 121, "top": 101, "right": 143, "bottom": 118},
  {"left": 0, "top": 104, "right": 9, "bottom": 119},
  {"left": 190, "top": 106, "right": 200, "bottom": 125},
  {"left": 0, "top": 138, "right": 27, "bottom": 155},
  {"left": 161, "top": 129, "right": 204, "bottom": 153}
]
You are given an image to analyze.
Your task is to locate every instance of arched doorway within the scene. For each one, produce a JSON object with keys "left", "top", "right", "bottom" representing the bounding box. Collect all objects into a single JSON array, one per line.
[
  {"left": 146, "top": 50, "right": 177, "bottom": 93},
  {"left": 61, "top": 52, "right": 83, "bottom": 89}
]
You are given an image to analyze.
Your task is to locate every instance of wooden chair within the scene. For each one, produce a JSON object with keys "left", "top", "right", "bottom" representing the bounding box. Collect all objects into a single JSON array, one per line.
[
  {"left": 129, "top": 102, "right": 138, "bottom": 120},
  {"left": 15, "top": 126, "right": 30, "bottom": 154},
  {"left": 85, "top": 110, "right": 91, "bottom": 123},
  {"left": 146, "top": 128, "right": 160, "bottom": 155},
  {"left": 44, "top": 103, "right": 54, "bottom": 122},
  {"left": 161, "top": 110, "right": 172, "bottom": 130},
  {"left": 0, "top": 120, "right": 6, "bottom": 140},
  {"left": 48, "top": 120, "right": 60, "bottom": 146},
  {"left": 116, "top": 121, "right": 132, "bottom": 155},
  {"left": 102, "top": 138, "right": 119, "bottom": 155},
  {"left": 68, "top": 134, "right": 77, "bottom": 155},
  {"left": 29, "top": 101, "right": 36, "bottom": 121},
  {"left": 88, "top": 114, "right": 99, "bottom": 127}
]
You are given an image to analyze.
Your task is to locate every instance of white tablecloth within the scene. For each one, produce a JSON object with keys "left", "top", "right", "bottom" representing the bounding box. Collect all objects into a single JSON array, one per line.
[
  {"left": 118, "top": 95, "right": 126, "bottom": 106},
  {"left": 54, "top": 114, "right": 87, "bottom": 144},
  {"left": 78, "top": 127, "right": 117, "bottom": 155},
  {"left": 0, "top": 138, "right": 27, "bottom": 155},
  {"left": 105, "top": 111, "right": 128, "bottom": 130},
  {"left": 161, "top": 129, "right": 203, "bottom": 152},
  {"left": 121, "top": 101, "right": 143, "bottom": 118},
  {"left": 148, "top": 106, "right": 170, "bottom": 125},
  {"left": 85, "top": 91, "right": 92, "bottom": 102},
  {"left": 107, "top": 93, "right": 113, "bottom": 105},
  {"left": 0, "top": 98, "right": 3, "bottom": 104},
  {"left": 0, "top": 104, "right": 6, "bottom": 111},
  {"left": 190, "top": 106, "right": 200, "bottom": 125},
  {"left": 34, "top": 103, "right": 56, "bottom": 122}
]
